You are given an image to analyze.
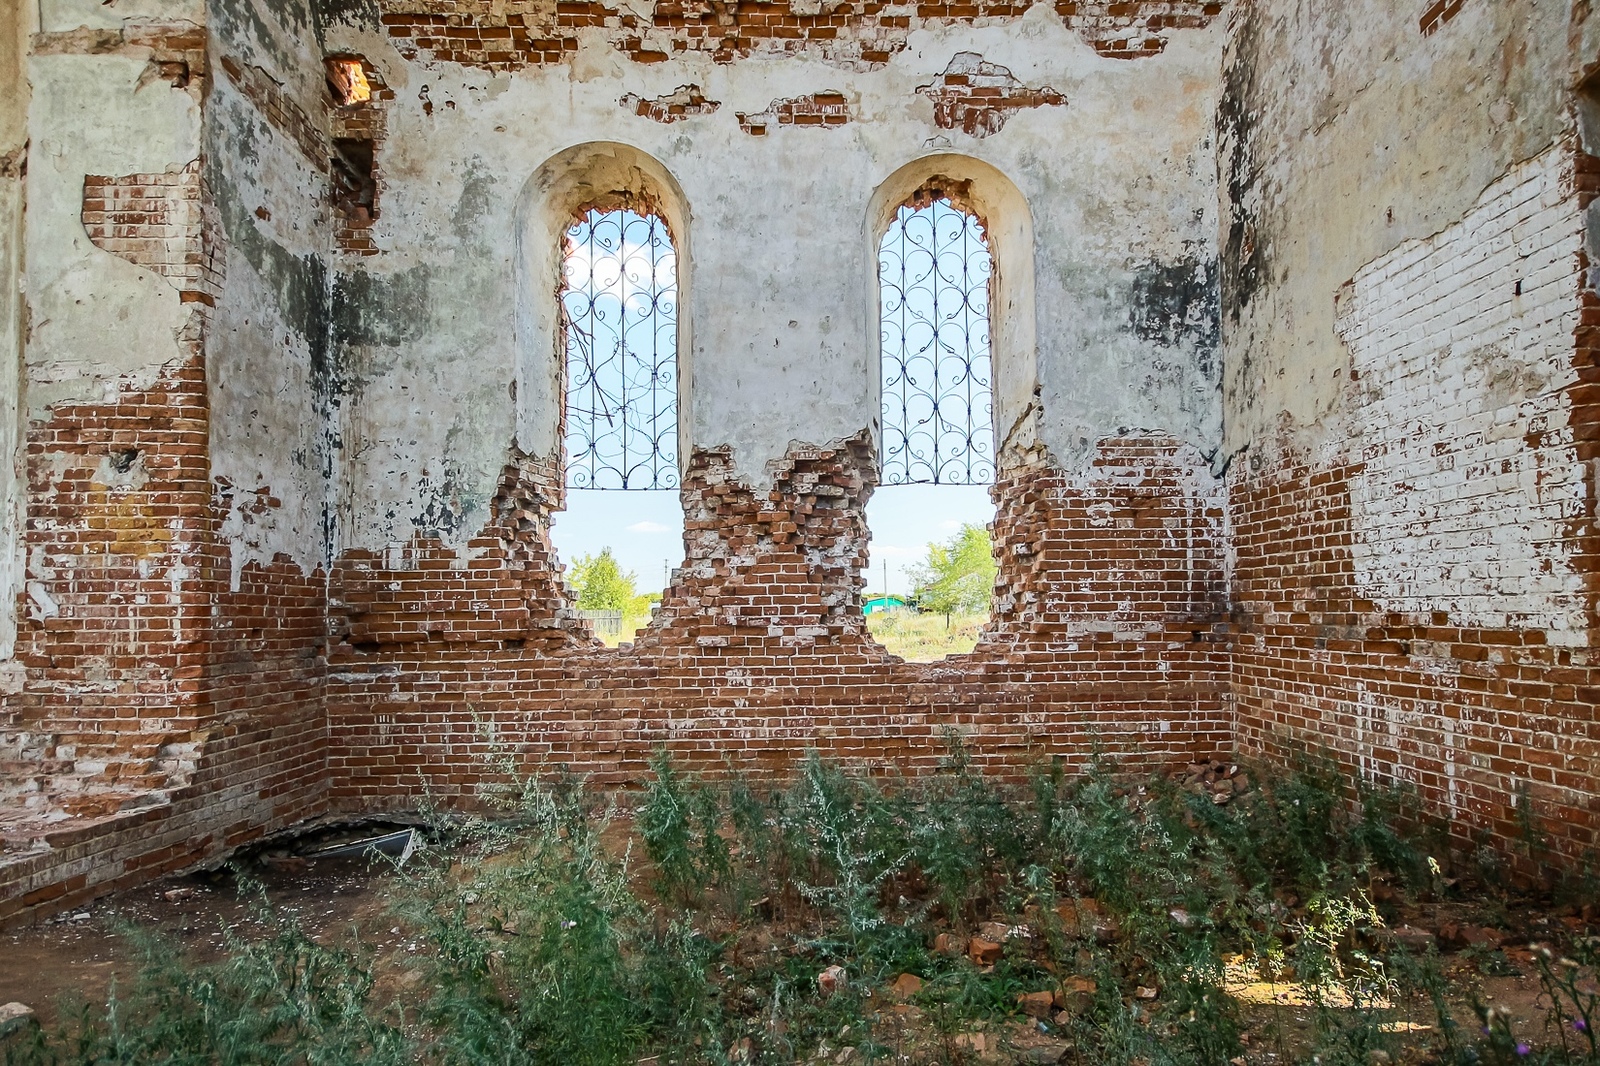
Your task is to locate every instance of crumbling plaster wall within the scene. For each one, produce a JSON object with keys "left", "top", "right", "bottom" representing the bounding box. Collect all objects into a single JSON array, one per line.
[
  {"left": 206, "top": 0, "right": 340, "bottom": 582},
  {"left": 0, "top": 0, "right": 32, "bottom": 668},
  {"left": 318, "top": 6, "right": 1226, "bottom": 555},
  {"left": 1223, "top": 0, "right": 1600, "bottom": 862},
  {"left": 22, "top": 3, "right": 204, "bottom": 418},
  {"left": 1219, "top": 0, "right": 1574, "bottom": 455}
]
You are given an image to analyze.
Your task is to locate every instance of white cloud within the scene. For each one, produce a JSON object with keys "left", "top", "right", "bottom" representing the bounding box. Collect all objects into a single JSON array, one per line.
[
  {"left": 627, "top": 520, "right": 672, "bottom": 533},
  {"left": 940, "top": 519, "right": 962, "bottom": 530}
]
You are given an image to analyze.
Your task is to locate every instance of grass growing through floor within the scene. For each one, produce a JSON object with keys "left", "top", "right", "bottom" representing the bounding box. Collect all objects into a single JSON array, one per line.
[
  {"left": 5, "top": 741, "right": 1597, "bottom": 1066},
  {"left": 866, "top": 610, "right": 988, "bottom": 661}
]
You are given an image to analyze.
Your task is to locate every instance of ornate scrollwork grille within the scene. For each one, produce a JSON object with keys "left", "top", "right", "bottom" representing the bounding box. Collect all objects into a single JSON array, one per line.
[
  {"left": 879, "top": 198, "right": 995, "bottom": 486},
  {"left": 561, "top": 208, "right": 679, "bottom": 490}
]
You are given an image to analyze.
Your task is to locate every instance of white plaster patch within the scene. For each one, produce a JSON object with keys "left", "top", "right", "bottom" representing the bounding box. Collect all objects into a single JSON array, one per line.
[
  {"left": 24, "top": 53, "right": 200, "bottom": 418},
  {"left": 1338, "top": 143, "right": 1587, "bottom": 644}
]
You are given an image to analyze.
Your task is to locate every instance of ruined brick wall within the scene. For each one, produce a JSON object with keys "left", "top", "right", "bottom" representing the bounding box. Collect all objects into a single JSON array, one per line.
[
  {"left": 0, "top": 0, "right": 345, "bottom": 923},
  {"left": 325, "top": 437, "right": 1229, "bottom": 803},
  {"left": 377, "top": 0, "right": 1222, "bottom": 70},
  {"left": 1224, "top": 0, "right": 1600, "bottom": 867},
  {"left": 0, "top": 0, "right": 28, "bottom": 672}
]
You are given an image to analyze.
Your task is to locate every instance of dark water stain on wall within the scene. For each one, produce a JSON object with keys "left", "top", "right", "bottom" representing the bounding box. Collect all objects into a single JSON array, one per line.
[
  {"left": 313, "top": 0, "right": 382, "bottom": 33},
  {"left": 1218, "top": 4, "right": 1266, "bottom": 329},
  {"left": 1129, "top": 255, "right": 1221, "bottom": 377}
]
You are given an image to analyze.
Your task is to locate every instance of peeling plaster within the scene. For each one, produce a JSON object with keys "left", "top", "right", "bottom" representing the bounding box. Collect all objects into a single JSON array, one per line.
[
  {"left": 1219, "top": 0, "right": 1575, "bottom": 459},
  {"left": 323, "top": 8, "right": 1224, "bottom": 555},
  {"left": 23, "top": 53, "right": 199, "bottom": 417}
]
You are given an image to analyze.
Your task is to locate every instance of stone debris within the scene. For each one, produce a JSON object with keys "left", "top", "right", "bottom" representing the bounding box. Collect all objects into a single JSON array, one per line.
[
  {"left": 1016, "top": 990, "right": 1054, "bottom": 1018},
  {"left": 967, "top": 936, "right": 1003, "bottom": 966},
  {"left": 1172, "top": 760, "right": 1254, "bottom": 807},
  {"left": 888, "top": 972, "right": 923, "bottom": 999},
  {"left": 0, "top": 1003, "right": 35, "bottom": 1037},
  {"left": 816, "top": 964, "right": 847, "bottom": 996},
  {"left": 1384, "top": 925, "right": 1438, "bottom": 951},
  {"left": 1056, "top": 976, "right": 1096, "bottom": 1016},
  {"left": 1022, "top": 1044, "right": 1071, "bottom": 1065}
]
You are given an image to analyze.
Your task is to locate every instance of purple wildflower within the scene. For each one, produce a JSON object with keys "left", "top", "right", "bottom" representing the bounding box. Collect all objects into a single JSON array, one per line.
[
  {"left": 1516, "top": 1043, "right": 1530, "bottom": 1056},
  {"left": 1574, "top": 1018, "right": 1588, "bottom": 1033}
]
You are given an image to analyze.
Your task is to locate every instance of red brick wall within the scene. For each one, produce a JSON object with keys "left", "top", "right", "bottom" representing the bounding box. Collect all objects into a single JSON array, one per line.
[
  {"left": 81, "top": 161, "right": 223, "bottom": 301},
  {"left": 323, "top": 435, "right": 1230, "bottom": 806},
  {"left": 737, "top": 92, "right": 851, "bottom": 134},
  {"left": 916, "top": 53, "right": 1066, "bottom": 138},
  {"left": 0, "top": 352, "right": 333, "bottom": 925},
  {"left": 1230, "top": 140, "right": 1600, "bottom": 868},
  {"left": 378, "top": 0, "right": 1224, "bottom": 71}
]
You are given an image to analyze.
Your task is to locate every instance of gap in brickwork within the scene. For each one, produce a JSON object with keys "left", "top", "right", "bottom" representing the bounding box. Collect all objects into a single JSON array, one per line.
[
  {"left": 869, "top": 192, "right": 998, "bottom": 660},
  {"left": 549, "top": 490, "right": 683, "bottom": 645},
  {"left": 551, "top": 206, "right": 685, "bottom": 646},
  {"left": 864, "top": 484, "right": 996, "bottom": 660}
]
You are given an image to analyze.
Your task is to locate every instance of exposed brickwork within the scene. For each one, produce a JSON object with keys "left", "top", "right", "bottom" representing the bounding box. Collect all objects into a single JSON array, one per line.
[
  {"left": 4, "top": 354, "right": 217, "bottom": 829},
  {"left": 1231, "top": 141, "right": 1600, "bottom": 868},
  {"left": 1420, "top": 0, "right": 1466, "bottom": 36},
  {"left": 30, "top": 22, "right": 206, "bottom": 94},
  {"left": 0, "top": 346, "right": 333, "bottom": 924},
  {"left": 737, "top": 92, "right": 850, "bottom": 134},
  {"left": 378, "top": 0, "right": 1224, "bottom": 72},
  {"left": 916, "top": 52, "right": 1065, "bottom": 138},
  {"left": 329, "top": 58, "right": 391, "bottom": 255},
  {"left": 330, "top": 453, "right": 587, "bottom": 650},
  {"left": 320, "top": 435, "right": 1229, "bottom": 807},
  {"left": 633, "top": 436, "right": 877, "bottom": 649},
  {"left": 81, "top": 161, "right": 224, "bottom": 303},
  {"left": 219, "top": 56, "right": 327, "bottom": 172},
  {"left": 1059, "top": 1, "right": 1222, "bottom": 59},
  {"left": 621, "top": 85, "right": 721, "bottom": 123}
]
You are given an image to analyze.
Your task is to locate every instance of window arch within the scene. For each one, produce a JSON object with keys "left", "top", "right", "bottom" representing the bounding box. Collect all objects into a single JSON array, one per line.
[
  {"left": 865, "top": 156, "right": 1037, "bottom": 477},
  {"left": 862, "top": 158, "right": 1036, "bottom": 659},
  {"left": 878, "top": 194, "right": 995, "bottom": 485},
  {"left": 515, "top": 144, "right": 692, "bottom": 645},
  {"left": 513, "top": 143, "right": 693, "bottom": 473},
  {"left": 560, "top": 207, "right": 679, "bottom": 490}
]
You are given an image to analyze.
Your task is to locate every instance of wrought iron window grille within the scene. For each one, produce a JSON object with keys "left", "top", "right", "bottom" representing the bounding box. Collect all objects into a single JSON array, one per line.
[
  {"left": 561, "top": 208, "right": 680, "bottom": 490},
  {"left": 879, "top": 197, "right": 996, "bottom": 486}
]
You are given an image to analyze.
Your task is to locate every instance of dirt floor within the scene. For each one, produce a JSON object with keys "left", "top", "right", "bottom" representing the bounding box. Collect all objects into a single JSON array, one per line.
[
  {"left": 0, "top": 839, "right": 1590, "bottom": 1060},
  {"left": 0, "top": 826, "right": 414, "bottom": 1027},
  {"left": 0, "top": 781, "right": 1596, "bottom": 1065}
]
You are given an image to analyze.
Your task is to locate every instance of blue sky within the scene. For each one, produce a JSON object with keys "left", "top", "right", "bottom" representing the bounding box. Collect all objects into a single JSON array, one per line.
[{"left": 551, "top": 485, "right": 994, "bottom": 598}]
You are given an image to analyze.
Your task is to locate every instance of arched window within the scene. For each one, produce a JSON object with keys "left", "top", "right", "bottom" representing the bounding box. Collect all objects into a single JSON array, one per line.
[
  {"left": 561, "top": 207, "right": 679, "bottom": 490},
  {"left": 869, "top": 191, "right": 999, "bottom": 661},
  {"left": 878, "top": 196, "right": 995, "bottom": 486}
]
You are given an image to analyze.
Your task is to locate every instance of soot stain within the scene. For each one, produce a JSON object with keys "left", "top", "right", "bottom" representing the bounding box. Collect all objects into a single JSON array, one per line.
[{"left": 1129, "top": 256, "right": 1221, "bottom": 376}]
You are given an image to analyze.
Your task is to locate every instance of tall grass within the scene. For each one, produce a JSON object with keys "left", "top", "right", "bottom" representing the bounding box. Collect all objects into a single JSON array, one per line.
[
  {"left": 865, "top": 610, "right": 987, "bottom": 661},
  {"left": 7, "top": 743, "right": 1595, "bottom": 1066}
]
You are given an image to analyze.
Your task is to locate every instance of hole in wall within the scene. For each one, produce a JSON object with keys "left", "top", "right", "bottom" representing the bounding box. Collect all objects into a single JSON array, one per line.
[
  {"left": 330, "top": 138, "right": 377, "bottom": 224},
  {"left": 867, "top": 193, "right": 997, "bottom": 661},
  {"left": 547, "top": 207, "right": 684, "bottom": 646},
  {"left": 325, "top": 57, "right": 372, "bottom": 106},
  {"left": 109, "top": 449, "right": 140, "bottom": 474}
]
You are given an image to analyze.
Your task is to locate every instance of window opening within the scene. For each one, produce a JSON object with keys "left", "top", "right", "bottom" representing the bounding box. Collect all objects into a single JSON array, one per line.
[
  {"left": 879, "top": 196, "right": 994, "bottom": 486},
  {"left": 870, "top": 194, "right": 996, "bottom": 660},
  {"left": 552, "top": 206, "right": 682, "bottom": 647},
  {"left": 561, "top": 208, "right": 679, "bottom": 490}
]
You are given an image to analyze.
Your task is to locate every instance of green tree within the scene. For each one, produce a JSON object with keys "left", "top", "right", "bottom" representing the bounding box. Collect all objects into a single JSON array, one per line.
[
  {"left": 569, "top": 548, "right": 638, "bottom": 610},
  {"left": 907, "top": 523, "right": 995, "bottom": 615}
]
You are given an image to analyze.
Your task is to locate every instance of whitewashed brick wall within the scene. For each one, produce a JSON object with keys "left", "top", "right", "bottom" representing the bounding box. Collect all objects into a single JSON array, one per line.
[{"left": 1336, "top": 142, "right": 1588, "bottom": 644}]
